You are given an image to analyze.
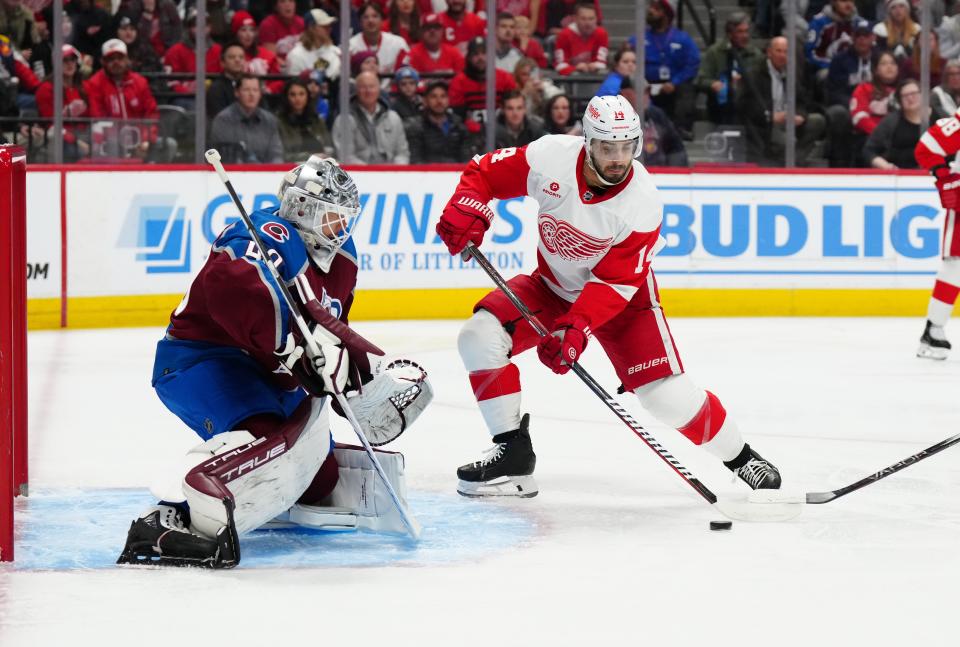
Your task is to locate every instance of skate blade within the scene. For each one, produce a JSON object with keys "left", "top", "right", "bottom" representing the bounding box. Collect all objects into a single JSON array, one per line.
[
  {"left": 917, "top": 344, "right": 949, "bottom": 360},
  {"left": 457, "top": 475, "right": 539, "bottom": 498}
]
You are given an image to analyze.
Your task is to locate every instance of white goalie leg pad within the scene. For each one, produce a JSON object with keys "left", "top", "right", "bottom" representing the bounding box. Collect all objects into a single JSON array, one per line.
[
  {"left": 347, "top": 359, "right": 433, "bottom": 446},
  {"left": 313, "top": 444, "right": 412, "bottom": 534},
  {"left": 182, "top": 397, "right": 331, "bottom": 538}
]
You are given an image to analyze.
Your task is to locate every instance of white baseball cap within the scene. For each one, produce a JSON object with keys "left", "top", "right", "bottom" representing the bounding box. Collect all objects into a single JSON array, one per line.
[{"left": 101, "top": 38, "right": 128, "bottom": 58}]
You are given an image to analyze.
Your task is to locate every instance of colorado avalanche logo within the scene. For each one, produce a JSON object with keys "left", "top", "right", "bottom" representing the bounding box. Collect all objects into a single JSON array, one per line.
[
  {"left": 261, "top": 222, "right": 290, "bottom": 243},
  {"left": 538, "top": 214, "right": 612, "bottom": 261}
]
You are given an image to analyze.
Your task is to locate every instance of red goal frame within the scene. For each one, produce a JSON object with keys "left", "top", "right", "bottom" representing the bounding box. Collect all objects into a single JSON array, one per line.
[{"left": 1, "top": 145, "right": 28, "bottom": 562}]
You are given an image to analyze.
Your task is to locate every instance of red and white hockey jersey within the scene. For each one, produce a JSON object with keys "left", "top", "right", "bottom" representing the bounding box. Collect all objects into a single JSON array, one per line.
[
  {"left": 455, "top": 135, "right": 663, "bottom": 329},
  {"left": 915, "top": 110, "right": 960, "bottom": 173}
]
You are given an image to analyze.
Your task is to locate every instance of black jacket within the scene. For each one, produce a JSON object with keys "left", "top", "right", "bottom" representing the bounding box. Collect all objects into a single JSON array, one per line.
[{"left": 405, "top": 110, "right": 473, "bottom": 163}]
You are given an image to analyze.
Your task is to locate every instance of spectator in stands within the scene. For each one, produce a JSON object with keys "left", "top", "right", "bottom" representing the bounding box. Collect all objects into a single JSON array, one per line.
[
  {"left": 863, "top": 78, "right": 924, "bottom": 169},
  {"left": 512, "top": 15, "right": 546, "bottom": 69},
  {"left": 69, "top": 0, "right": 112, "bottom": 62},
  {"left": 439, "top": 0, "right": 486, "bottom": 53},
  {"left": 332, "top": 70, "right": 410, "bottom": 164},
  {"left": 259, "top": 0, "right": 305, "bottom": 59},
  {"left": 302, "top": 69, "right": 331, "bottom": 122},
  {"left": 639, "top": 85, "right": 687, "bottom": 167},
  {"left": 514, "top": 56, "right": 559, "bottom": 117},
  {"left": 351, "top": 49, "right": 380, "bottom": 76},
  {"left": 543, "top": 93, "right": 581, "bottom": 136},
  {"left": 26, "top": 8, "right": 53, "bottom": 80},
  {"left": 494, "top": 88, "right": 545, "bottom": 148},
  {"left": 873, "top": 0, "right": 918, "bottom": 61},
  {"left": 899, "top": 29, "right": 944, "bottom": 89},
  {"left": 207, "top": 42, "right": 247, "bottom": 118},
  {"left": 850, "top": 51, "right": 898, "bottom": 138},
  {"left": 597, "top": 48, "right": 636, "bottom": 99},
  {"left": 404, "top": 79, "right": 473, "bottom": 162},
  {"left": 284, "top": 9, "right": 340, "bottom": 80},
  {"left": 738, "top": 36, "right": 826, "bottom": 167},
  {"left": 630, "top": 0, "right": 699, "bottom": 139},
  {"left": 0, "top": 33, "right": 39, "bottom": 115},
  {"left": 541, "top": 0, "right": 601, "bottom": 39},
  {"left": 114, "top": 14, "right": 163, "bottom": 78},
  {"left": 824, "top": 22, "right": 874, "bottom": 166},
  {"left": 494, "top": 12, "right": 524, "bottom": 73},
  {"left": 349, "top": 2, "right": 409, "bottom": 76},
  {"left": 805, "top": 0, "right": 869, "bottom": 80},
  {"left": 932, "top": 60, "right": 960, "bottom": 121},
  {"left": 400, "top": 13, "right": 464, "bottom": 75},
  {"left": 277, "top": 77, "right": 334, "bottom": 162},
  {"left": 232, "top": 11, "right": 283, "bottom": 93},
  {"left": 695, "top": 12, "right": 764, "bottom": 125},
  {"left": 391, "top": 65, "right": 422, "bottom": 120},
  {"left": 210, "top": 74, "right": 283, "bottom": 163},
  {"left": 938, "top": 0, "right": 960, "bottom": 59},
  {"left": 553, "top": 2, "right": 607, "bottom": 76},
  {"left": 124, "top": 0, "right": 181, "bottom": 58},
  {"left": 86, "top": 39, "right": 173, "bottom": 161},
  {"left": 449, "top": 36, "right": 517, "bottom": 132},
  {"left": 163, "top": 9, "right": 223, "bottom": 103},
  {"left": 0, "top": 0, "right": 38, "bottom": 53},
  {"left": 35, "top": 44, "right": 89, "bottom": 161},
  {"left": 386, "top": 0, "right": 421, "bottom": 45}
]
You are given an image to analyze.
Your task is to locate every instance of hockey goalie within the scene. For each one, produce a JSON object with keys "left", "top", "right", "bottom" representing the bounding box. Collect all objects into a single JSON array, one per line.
[{"left": 117, "top": 157, "right": 433, "bottom": 568}]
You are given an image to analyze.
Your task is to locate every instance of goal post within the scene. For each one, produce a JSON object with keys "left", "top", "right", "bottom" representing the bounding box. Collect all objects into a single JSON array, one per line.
[{"left": 1, "top": 144, "right": 28, "bottom": 562}]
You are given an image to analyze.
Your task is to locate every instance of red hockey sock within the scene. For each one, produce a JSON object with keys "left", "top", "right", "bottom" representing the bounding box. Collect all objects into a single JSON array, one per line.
[
  {"left": 932, "top": 280, "right": 960, "bottom": 306},
  {"left": 676, "top": 391, "right": 727, "bottom": 446},
  {"left": 469, "top": 363, "right": 521, "bottom": 401}
]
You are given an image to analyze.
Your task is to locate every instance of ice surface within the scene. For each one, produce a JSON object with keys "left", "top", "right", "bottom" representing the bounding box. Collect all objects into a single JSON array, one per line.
[{"left": 2, "top": 318, "right": 959, "bottom": 646}]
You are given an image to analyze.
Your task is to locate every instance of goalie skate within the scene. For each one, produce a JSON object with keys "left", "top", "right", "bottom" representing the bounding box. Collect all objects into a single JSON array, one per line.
[
  {"left": 917, "top": 320, "right": 951, "bottom": 360},
  {"left": 116, "top": 503, "right": 240, "bottom": 569},
  {"left": 456, "top": 413, "right": 538, "bottom": 498}
]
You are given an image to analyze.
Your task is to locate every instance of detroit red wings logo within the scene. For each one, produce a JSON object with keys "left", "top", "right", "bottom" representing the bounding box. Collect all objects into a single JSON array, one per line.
[{"left": 538, "top": 214, "right": 612, "bottom": 261}]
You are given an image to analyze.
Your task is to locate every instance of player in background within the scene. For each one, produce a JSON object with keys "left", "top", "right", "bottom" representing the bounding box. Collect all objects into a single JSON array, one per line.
[
  {"left": 914, "top": 113, "right": 960, "bottom": 359},
  {"left": 436, "top": 95, "right": 782, "bottom": 498},
  {"left": 117, "top": 157, "right": 432, "bottom": 568}
]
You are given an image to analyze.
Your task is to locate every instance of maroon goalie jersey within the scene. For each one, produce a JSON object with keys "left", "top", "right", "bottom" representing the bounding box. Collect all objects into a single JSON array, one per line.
[{"left": 165, "top": 209, "right": 359, "bottom": 391}]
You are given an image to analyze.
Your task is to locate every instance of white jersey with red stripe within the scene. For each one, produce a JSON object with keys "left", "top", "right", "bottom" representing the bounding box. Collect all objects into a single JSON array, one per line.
[
  {"left": 456, "top": 135, "right": 663, "bottom": 330},
  {"left": 915, "top": 111, "right": 960, "bottom": 173}
]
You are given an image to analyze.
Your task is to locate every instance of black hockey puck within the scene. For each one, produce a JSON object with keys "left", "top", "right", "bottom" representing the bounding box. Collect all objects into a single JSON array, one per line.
[{"left": 709, "top": 520, "right": 733, "bottom": 531}]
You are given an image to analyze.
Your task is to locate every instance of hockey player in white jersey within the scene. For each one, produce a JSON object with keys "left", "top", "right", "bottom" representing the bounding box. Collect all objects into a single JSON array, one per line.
[{"left": 436, "top": 94, "right": 782, "bottom": 498}]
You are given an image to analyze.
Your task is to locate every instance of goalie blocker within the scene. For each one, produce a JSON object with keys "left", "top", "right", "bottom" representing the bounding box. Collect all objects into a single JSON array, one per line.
[{"left": 117, "top": 359, "right": 432, "bottom": 568}]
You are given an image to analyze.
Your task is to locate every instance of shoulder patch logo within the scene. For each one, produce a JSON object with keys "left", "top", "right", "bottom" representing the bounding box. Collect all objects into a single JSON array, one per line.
[
  {"left": 550, "top": 182, "right": 560, "bottom": 192},
  {"left": 538, "top": 214, "right": 612, "bottom": 261},
  {"left": 261, "top": 221, "right": 290, "bottom": 243}
]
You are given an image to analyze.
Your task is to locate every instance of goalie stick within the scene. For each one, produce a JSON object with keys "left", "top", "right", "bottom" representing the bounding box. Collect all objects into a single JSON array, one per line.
[
  {"left": 204, "top": 149, "right": 422, "bottom": 540},
  {"left": 806, "top": 431, "right": 960, "bottom": 504},
  {"left": 464, "top": 243, "right": 803, "bottom": 521}
]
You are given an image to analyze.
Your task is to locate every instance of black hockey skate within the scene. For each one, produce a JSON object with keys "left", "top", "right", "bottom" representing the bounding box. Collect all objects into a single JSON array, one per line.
[
  {"left": 917, "top": 320, "right": 951, "bottom": 360},
  {"left": 457, "top": 413, "right": 538, "bottom": 498},
  {"left": 117, "top": 503, "right": 240, "bottom": 569},
  {"left": 724, "top": 444, "right": 782, "bottom": 490}
]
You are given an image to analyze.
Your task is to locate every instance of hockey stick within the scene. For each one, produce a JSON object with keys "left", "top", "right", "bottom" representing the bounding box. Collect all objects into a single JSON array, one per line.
[
  {"left": 806, "top": 431, "right": 960, "bottom": 504},
  {"left": 204, "top": 150, "right": 421, "bottom": 539},
  {"left": 463, "top": 243, "right": 719, "bottom": 502}
]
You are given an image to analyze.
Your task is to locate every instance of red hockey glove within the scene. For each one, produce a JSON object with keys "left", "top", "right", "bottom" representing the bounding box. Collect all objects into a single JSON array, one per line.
[
  {"left": 935, "top": 170, "right": 960, "bottom": 211},
  {"left": 537, "top": 314, "right": 591, "bottom": 375},
  {"left": 436, "top": 193, "right": 494, "bottom": 255}
]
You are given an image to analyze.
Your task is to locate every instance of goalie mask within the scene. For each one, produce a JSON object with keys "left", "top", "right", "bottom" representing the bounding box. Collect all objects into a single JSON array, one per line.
[
  {"left": 278, "top": 156, "right": 361, "bottom": 271},
  {"left": 582, "top": 95, "right": 642, "bottom": 187}
]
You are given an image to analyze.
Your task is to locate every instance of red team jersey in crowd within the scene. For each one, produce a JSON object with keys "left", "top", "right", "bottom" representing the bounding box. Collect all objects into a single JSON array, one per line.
[
  {"left": 258, "top": 15, "right": 305, "bottom": 57},
  {"left": 163, "top": 42, "right": 222, "bottom": 94},
  {"left": 448, "top": 68, "right": 517, "bottom": 122},
  {"left": 916, "top": 114, "right": 960, "bottom": 258},
  {"left": 849, "top": 82, "right": 894, "bottom": 135},
  {"left": 438, "top": 11, "right": 486, "bottom": 49},
  {"left": 553, "top": 24, "right": 609, "bottom": 75},
  {"left": 85, "top": 69, "right": 159, "bottom": 142},
  {"left": 455, "top": 136, "right": 681, "bottom": 389},
  {"left": 401, "top": 42, "right": 465, "bottom": 74}
]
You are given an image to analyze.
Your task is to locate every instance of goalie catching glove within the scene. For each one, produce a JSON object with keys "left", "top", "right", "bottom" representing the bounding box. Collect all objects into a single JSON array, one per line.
[{"left": 346, "top": 359, "right": 433, "bottom": 445}]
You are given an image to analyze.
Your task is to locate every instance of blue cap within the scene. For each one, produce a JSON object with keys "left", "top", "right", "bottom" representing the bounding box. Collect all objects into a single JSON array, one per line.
[{"left": 394, "top": 66, "right": 419, "bottom": 82}]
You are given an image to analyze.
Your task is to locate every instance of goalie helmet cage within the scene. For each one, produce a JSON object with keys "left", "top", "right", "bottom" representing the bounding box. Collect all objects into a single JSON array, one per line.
[{"left": 0, "top": 145, "right": 28, "bottom": 562}]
